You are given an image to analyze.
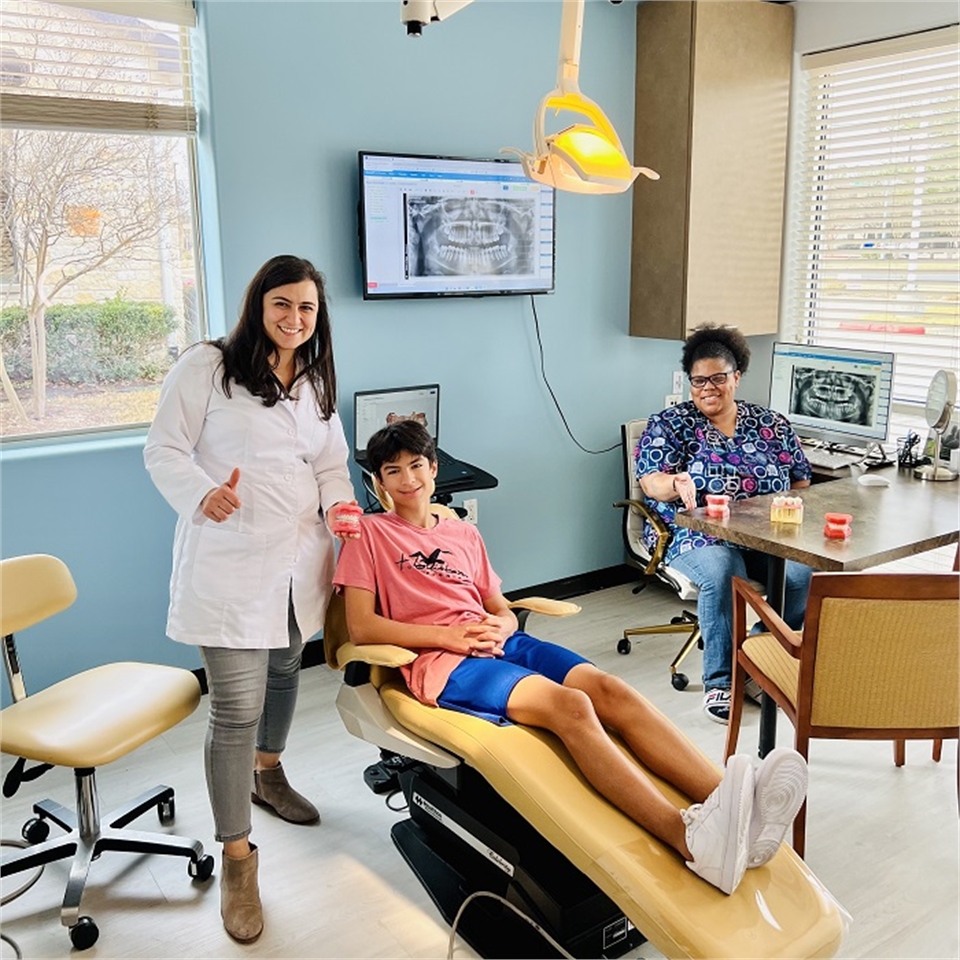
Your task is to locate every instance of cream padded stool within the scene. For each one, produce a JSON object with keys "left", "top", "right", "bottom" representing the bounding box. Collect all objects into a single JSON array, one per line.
[{"left": 0, "top": 554, "right": 214, "bottom": 951}]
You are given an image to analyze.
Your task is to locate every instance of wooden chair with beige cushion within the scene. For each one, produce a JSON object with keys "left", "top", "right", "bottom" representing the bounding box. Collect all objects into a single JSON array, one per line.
[
  {"left": 0, "top": 554, "right": 214, "bottom": 951},
  {"left": 725, "top": 571, "right": 960, "bottom": 858},
  {"left": 326, "top": 504, "right": 845, "bottom": 959}
]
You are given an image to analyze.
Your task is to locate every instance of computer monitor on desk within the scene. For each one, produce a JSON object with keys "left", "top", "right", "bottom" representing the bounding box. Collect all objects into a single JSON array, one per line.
[
  {"left": 352, "top": 384, "right": 498, "bottom": 504},
  {"left": 769, "top": 342, "right": 895, "bottom": 468}
]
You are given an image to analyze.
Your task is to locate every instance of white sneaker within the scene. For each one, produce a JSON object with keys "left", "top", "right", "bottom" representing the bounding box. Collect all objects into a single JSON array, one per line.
[
  {"left": 682, "top": 754, "right": 754, "bottom": 894},
  {"left": 703, "top": 688, "right": 731, "bottom": 724},
  {"left": 748, "top": 747, "right": 808, "bottom": 868}
]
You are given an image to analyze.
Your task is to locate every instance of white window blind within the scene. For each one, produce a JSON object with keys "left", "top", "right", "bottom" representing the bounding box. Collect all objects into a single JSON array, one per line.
[
  {"left": 786, "top": 26, "right": 960, "bottom": 418},
  {"left": 0, "top": 0, "right": 196, "bottom": 134}
]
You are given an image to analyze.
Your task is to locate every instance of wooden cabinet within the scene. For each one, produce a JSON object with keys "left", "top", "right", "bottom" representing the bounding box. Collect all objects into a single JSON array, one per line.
[{"left": 629, "top": 1, "right": 793, "bottom": 340}]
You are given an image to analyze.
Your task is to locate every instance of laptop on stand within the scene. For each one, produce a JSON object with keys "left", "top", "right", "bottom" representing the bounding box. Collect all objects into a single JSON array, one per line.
[{"left": 353, "top": 384, "right": 476, "bottom": 487}]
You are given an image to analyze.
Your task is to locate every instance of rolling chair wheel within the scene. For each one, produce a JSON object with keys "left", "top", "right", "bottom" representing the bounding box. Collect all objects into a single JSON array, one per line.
[
  {"left": 671, "top": 672, "right": 689, "bottom": 691},
  {"left": 22, "top": 816, "right": 50, "bottom": 844},
  {"left": 158, "top": 797, "right": 175, "bottom": 824},
  {"left": 189, "top": 854, "right": 215, "bottom": 881},
  {"left": 617, "top": 638, "right": 632, "bottom": 655},
  {"left": 69, "top": 916, "right": 99, "bottom": 950}
]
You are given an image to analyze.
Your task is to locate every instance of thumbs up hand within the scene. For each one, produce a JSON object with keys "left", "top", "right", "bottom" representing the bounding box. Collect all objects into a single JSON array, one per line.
[{"left": 201, "top": 467, "right": 242, "bottom": 523}]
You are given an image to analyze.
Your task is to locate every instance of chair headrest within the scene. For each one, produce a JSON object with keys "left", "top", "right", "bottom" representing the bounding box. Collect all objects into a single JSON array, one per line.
[{"left": 0, "top": 555, "right": 77, "bottom": 636}]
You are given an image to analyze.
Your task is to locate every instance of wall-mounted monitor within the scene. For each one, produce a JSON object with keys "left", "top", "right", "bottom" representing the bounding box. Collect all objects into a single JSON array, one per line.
[
  {"left": 769, "top": 341, "right": 895, "bottom": 448},
  {"left": 358, "top": 151, "right": 556, "bottom": 300}
]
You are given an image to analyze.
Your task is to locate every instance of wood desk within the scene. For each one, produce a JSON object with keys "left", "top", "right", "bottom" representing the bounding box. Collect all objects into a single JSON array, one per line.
[{"left": 675, "top": 468, "right": 959, "bottom": 754}]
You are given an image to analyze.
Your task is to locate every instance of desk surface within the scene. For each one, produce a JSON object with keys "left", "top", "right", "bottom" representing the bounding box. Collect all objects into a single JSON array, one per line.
[{"left": 675, "top": 468, "right": 959, "bottom": 572}]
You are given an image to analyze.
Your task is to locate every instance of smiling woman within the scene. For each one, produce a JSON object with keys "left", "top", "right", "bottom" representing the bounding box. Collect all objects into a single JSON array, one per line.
[
  {"left": 634, "top": 324, "right": 815, "bottom": 724},
  {"left": 142, "top": 254, "right": 362, "bottom": 943}
]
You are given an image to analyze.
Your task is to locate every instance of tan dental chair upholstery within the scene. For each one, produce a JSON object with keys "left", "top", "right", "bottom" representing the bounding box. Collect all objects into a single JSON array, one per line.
[
  {"left": 326, "top": 513, "right": 845, "bottom": 959},
  {"left": 0, "top": 554, "right": 212, "bottom": 951}
]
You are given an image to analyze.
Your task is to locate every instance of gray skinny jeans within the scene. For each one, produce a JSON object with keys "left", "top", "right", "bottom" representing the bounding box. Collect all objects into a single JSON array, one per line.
[{"left": 199, "top": 600, "right": 303, "bottom": 842}]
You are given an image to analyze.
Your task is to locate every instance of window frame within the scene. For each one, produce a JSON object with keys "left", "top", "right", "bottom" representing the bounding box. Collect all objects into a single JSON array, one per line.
[
  {"left": 0, "top": 0, "right": 206, "bottom": 445},
  {"left": 782, "top": 25, "right": 960, "bottom": 442}
]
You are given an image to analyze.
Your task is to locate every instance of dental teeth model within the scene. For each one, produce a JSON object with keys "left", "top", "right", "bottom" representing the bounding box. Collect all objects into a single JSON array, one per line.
[{"left": 770, "top": 496, "right": 804, "bottom": 524}]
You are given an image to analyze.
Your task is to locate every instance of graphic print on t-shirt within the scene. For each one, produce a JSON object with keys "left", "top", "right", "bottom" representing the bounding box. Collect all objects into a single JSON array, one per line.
[{"left": 396, "top": 544, "right": 470, "bottom": 583}]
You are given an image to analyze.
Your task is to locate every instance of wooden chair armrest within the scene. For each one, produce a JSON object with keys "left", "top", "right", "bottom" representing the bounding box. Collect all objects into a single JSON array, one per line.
[
  {"left": 336, "top": 640, "right": 417, "bottom": 671},
  {"left": 507, "top": 597, "right": 581, "bottom": 618},
  {"left": 732, "top": 576, "right": 800, "bottom": 655},
  {"left": 613, "top": 497, "right": 669, "bottom": 575}
]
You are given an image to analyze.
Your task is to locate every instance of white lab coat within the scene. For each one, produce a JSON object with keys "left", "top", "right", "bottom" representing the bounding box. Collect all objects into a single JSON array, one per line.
[{"left": 144, "top": 344, "right": 355, "bottom": 648}]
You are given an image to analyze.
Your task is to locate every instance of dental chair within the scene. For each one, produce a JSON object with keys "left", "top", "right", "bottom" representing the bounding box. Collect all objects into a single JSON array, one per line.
[{"left": 326, "top": 504, "right": 845, "bottom": 959}]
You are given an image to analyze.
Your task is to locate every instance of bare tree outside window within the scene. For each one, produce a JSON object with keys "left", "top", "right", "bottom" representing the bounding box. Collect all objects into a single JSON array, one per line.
[{"left": 0, "top": 0, "right": 204, "bottom": 440}]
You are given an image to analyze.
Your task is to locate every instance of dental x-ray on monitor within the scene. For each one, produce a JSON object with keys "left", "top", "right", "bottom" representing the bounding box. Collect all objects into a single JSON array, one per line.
[
  {"left": 358, "top": 152, "right": 556, "bottom": 299},
  {"left": 769, "top": 342, "right": 895, "bottom": 450}
]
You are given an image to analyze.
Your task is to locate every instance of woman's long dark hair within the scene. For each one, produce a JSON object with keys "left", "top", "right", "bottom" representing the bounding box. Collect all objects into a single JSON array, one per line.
[{"left": 213, "top": 255, "right": 337, "bottom": 419}]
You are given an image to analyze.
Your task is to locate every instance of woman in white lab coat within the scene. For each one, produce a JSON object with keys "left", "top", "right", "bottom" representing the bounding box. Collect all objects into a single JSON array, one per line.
[{"left": 144, "top": 255, "right": 358, "bottom": 943}]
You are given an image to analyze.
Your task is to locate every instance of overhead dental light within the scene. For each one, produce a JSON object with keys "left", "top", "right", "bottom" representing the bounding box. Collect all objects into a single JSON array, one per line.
[
  {"left": 507, "top": 0, "right": 658, "bottom": 194},
  {"left": 400, "top": 0, "right": 658, "bottom": 195}
]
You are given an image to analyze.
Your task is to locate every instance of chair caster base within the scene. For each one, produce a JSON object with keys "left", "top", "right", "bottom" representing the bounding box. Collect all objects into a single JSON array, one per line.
[
  {"left": 617, "top": 638, "right": 631, "bottom": 655},
  {"left": 671, "top": 672, "right": 689, "bottom": 691},
  {"left": 69, "top": 916, "right": 99, "bottom": 950}
]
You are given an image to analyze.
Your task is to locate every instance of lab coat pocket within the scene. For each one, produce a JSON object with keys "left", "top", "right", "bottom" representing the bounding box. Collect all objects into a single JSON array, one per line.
[{"left": 191, "top": 527, "right": 267, "bottom": 602}]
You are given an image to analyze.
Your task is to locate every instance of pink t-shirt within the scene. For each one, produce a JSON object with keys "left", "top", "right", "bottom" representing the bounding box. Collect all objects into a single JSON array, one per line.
[{"left": 333, "top": 512, "right": 502, "bottom": 705}]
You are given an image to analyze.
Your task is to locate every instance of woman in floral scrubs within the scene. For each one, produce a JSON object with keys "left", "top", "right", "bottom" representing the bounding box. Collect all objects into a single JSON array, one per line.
[{"left": 635, "top": 324, "right": 812, "bottom": 723}]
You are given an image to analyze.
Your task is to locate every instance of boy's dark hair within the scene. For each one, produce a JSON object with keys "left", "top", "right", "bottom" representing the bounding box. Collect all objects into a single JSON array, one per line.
[
  {"left": 367, "top": 420, "right": 437, "bottom": 476},
  {"left": 681, "top": 323, "right": 751, "bottom": 376},
  {"left": 212, "top": 254, "right": 337, "bottom": 418}
]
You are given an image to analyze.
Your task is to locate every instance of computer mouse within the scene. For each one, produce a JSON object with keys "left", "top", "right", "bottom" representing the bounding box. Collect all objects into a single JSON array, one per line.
[{"left": 857, "top": 474, "right": 891, "bottom": 487}]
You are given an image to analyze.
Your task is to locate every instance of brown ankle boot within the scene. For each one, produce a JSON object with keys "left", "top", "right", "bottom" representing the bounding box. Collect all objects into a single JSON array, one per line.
[
  {"left": 252, "top": 763, "right": 320, "bottom": 824},
  {"left": 221, "top": 843, "right": 263, "bottom": 943}
]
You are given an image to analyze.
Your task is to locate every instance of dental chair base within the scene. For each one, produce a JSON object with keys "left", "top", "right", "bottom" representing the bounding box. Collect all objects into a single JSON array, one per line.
[{"left": 392, "top": 760, "right": 644, "bottom": 959}]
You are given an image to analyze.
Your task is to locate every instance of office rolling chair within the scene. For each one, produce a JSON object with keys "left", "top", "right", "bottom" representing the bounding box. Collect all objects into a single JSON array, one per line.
[
  {"left": 613, "top": 419, "right": 702, "bottom": 690},
  {"left": 0, "top": 554, "right": 214, "bottom": 950},
  {"left": 725, "top": 571, "right": 960, "bottom": 858}
]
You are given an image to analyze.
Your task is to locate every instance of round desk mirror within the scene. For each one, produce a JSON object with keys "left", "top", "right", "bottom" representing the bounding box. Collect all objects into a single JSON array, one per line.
[{"left": 914, "top": 369, "right": 958, "bottom": 482}]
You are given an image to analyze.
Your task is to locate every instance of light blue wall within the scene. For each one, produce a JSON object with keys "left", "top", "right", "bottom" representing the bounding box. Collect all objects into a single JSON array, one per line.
[
  {"left": 14, "top": 1, "right": 943, "bottom": 696},
  {"left": 197, "top": 0, "right": 676, "bottom": 582},
  {"left": 1, "top": 1, "right": 689, "bottom": 696}
]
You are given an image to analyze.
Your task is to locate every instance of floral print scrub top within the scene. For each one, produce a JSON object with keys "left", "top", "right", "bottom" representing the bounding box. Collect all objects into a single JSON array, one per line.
[{"left": 634, "top": 400, "right": 811, "bottom": 564}]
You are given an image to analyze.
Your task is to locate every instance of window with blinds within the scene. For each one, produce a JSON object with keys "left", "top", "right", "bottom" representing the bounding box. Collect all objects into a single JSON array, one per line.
[
  {"left": 0, "top": 0, "right": 205, "bottom": 441},
  {"left": 785, "top": 26, "right": 960, "bottom": 438}
]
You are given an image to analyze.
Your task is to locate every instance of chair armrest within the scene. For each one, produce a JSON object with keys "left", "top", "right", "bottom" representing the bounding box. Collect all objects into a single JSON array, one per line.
[
  {"left": 732, "top": 576, "right": 800, "bottom": 656},
  {"left": 613, "top": 498, "right": 669, "bottom": 574},
  {"left": 336, "top": 640, "right": 417, "bottom": 671},
  {"left": 507, "top": 597, "right": 581, "bottom": 619}
]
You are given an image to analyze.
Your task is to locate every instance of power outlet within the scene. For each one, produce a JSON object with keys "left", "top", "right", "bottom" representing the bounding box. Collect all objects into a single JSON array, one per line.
[
  {"left": 665, "top": 394, "right": 682, "bottom": 407},
  {"left": 672, "top": 371, "right": 684, "bottom": 395},
  {"left": 463, "top": 498, "right": 478, "bottom": 524}
]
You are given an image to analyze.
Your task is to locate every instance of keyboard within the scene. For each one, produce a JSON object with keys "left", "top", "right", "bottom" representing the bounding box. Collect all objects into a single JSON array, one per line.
[{"left": 803, "top": 447, "right": 864, "bottom": 470}]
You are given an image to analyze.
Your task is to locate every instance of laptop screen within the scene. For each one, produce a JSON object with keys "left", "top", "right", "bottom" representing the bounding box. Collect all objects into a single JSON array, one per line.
[{"left": 353, "top": 384, "right": 440, "bottom": 460}]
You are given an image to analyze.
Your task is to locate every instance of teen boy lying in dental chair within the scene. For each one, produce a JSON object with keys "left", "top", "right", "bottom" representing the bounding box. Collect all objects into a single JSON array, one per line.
[{"left": 333, "top": 420, "right": 807, "bottom": 896}]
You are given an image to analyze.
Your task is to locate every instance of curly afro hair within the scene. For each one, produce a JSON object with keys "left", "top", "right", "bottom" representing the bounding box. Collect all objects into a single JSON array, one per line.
[{"left": 681, "top": 324, "right": 751, "bottom": 376}]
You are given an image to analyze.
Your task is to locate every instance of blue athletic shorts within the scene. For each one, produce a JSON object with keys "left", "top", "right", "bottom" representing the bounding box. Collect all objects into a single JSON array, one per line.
[{"left": 437, "top": 631, "right": 590, "bottom": 725}]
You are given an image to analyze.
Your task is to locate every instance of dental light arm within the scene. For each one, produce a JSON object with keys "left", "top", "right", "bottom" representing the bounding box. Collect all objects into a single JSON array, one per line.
[
  {"left": 400, "top": 0, "right": 656, "bottom": 194},
  {"left": 401, "top": 0, "right": 475, "bottom": 37}
]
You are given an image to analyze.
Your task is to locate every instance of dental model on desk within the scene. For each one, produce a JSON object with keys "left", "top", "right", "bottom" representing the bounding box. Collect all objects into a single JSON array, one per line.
[
  {"left": 705, "top": 494, "right": 731, "bottom": 518},
  {"left": 770, "top": 495, "right": 804, "bottom": 524}
]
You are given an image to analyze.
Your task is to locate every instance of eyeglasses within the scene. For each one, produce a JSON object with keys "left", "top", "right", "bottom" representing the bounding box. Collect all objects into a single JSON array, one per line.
[{"left": 689, "top": 371, "right": 736, "bottom": 390}]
